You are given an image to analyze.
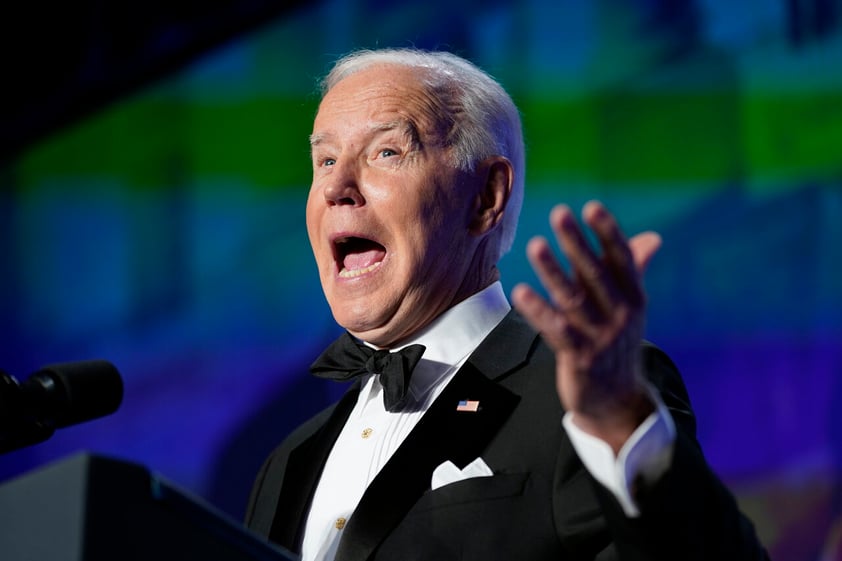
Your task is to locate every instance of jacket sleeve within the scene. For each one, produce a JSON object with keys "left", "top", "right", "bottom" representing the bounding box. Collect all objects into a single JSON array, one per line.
[{"left": 571, "top": 343, "right": 770, "bottom": 561}]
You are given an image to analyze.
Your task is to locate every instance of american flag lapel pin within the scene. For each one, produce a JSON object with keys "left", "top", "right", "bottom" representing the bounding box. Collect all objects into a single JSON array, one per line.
[{"left": 456, "top": 399, "right": 480, "bottom": 412}]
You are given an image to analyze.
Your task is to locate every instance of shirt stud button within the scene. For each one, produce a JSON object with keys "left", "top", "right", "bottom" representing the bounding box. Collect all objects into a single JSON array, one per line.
[
  {"left": 335, "top": 517, "right": 347, "bottom": 530},
  {"left": 361, "top": 428, "right": 373, "bottom": 439}
]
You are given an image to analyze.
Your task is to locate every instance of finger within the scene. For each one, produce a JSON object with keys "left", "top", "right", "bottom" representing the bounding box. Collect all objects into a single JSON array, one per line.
[
  {"left": 628, "top": 231, "right": 662, "bottom": 274},
  {"left": 583, "top": 201, "right": 664, "bottom": 309},
  {"left": 524, "top": 236, "right": 582, "bottom": 313},
  {"left": 550, "top": 204, "right": 618, "bottom": 315},
  {"left": 511, "top": 283, "right": 585, "bottom": 350},
  {"left": 582, "top": 200, "right": 643, "bottom": 305}
]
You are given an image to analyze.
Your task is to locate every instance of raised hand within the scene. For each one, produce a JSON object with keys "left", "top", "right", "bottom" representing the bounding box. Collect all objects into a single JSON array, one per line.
[{"left": 511, "top": 201, "right": 662, "bottom": 453}]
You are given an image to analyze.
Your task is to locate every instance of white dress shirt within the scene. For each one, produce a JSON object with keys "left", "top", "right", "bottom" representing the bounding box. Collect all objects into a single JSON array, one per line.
[{"left": 301, "top": 281, "right": 675, "bottom": 561}]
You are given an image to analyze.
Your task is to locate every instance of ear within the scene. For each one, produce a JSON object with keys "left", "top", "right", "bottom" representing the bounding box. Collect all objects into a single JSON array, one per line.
[{"left": 469, "top": 156, "right": 513, "bottom": 236}]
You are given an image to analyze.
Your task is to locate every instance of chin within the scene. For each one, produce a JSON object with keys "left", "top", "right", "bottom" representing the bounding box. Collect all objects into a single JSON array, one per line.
[
  {"left": 330, "top": 304, "right": 384, "bottom": 335},
  {"left": 336, "top": 314, "right": 402, "bottom": 347}
]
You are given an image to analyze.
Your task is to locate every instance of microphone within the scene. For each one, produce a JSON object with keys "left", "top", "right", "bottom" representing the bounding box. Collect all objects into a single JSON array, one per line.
[{"left": 0, "top": 360, "right": 123, "bottom": 453}]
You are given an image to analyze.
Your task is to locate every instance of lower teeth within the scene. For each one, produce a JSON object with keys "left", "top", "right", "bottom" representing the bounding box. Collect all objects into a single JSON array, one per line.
[{"left": 339, "top": 261, "right": 382, "bottom": 278}]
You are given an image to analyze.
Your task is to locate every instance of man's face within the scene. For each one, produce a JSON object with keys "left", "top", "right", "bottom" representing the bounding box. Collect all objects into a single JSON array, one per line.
[{"left": 306, "top": 64, "right": 488, "bottom": 347}]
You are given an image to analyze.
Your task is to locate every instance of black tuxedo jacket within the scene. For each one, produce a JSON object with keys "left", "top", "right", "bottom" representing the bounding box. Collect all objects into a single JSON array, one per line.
[{"left": 246, "top": 311, "right": 768, "bottom": 560}]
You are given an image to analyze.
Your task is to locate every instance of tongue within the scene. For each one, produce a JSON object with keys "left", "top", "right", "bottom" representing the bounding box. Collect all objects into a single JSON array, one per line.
[{"left": 343, "top": 247, "right": 386, "bottom": 271}]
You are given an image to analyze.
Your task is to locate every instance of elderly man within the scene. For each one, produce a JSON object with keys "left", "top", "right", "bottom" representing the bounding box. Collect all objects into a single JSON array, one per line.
[{"left": 246, "top": 48, "right": 768, "bottom": 561}]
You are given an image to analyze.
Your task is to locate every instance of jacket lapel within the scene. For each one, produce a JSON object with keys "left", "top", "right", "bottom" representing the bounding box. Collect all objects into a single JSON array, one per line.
[
  {"left": 269, "top": 383, "right": 361, "bottom": 551},
  {"left": 336, "top": 311, "right": 539, "bottom": 561},
  {"left": 467, "top": 309, "right": 540, "bottom": 382},
  {"left": 336, "top": 363, "right": 518, "bottom": 561}
]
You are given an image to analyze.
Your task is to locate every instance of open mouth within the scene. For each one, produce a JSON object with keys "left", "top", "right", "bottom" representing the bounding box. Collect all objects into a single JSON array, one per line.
[{"left": 333, "top": 236, "right": 387, "bottom": 278}]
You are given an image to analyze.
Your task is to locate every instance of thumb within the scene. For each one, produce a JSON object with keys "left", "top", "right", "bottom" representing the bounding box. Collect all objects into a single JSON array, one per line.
[{"left": 629, "top": 231, "right": 662, "bottom": 274}]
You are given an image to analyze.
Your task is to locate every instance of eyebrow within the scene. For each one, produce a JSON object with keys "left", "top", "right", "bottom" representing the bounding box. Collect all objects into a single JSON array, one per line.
[
  {"left": 309, "top": 119, "right": 421, "bottom": 149},
  {"left": 309, "top": 132, "right": 328, "bottom": 148}
]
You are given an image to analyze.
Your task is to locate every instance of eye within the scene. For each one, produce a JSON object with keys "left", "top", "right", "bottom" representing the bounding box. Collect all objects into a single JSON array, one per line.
[
  {"left": 322, "top": 157, "right": 336, "bottom": 167},
  {"left": 378, "top": 148, "right": 398, "bottom": 158}
]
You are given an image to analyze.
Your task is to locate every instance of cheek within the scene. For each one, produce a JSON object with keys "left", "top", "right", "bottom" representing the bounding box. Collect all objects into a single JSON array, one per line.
[
  {"left": 304, "top": 188, "right": 317, "bottom": 224},
  {"left": 304, "top": 202, "right": 327, "bottom": 265},
  {"left": 417, "top": 190, "right": 469, "bottom": 243}
]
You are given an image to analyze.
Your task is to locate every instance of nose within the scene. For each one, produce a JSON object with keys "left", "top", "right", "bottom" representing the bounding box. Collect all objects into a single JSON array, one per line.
[{"left": 323, "top": 161, "right": 364, "bottom": 207}]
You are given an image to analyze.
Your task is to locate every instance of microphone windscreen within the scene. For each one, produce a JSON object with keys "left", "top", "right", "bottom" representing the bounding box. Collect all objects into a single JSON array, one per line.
[{"left": 31, "top": 360, "right": 124, "bottom": 428}]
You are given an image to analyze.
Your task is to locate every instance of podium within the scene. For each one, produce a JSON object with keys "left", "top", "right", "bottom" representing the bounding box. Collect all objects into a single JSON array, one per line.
[{"left": 0, "top": 453, "right": 297, "bottom": 561}]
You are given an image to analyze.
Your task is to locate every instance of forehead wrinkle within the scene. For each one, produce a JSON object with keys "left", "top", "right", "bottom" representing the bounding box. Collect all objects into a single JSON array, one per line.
[
  {"left": 309, "top": 119, "right": 422, "bottom": 153},
  {"left": 311, "top": 71, "right": 450, "bottom": 155},
  {"left": 370, "top": 119, "right": 421, "bottom": 148}
]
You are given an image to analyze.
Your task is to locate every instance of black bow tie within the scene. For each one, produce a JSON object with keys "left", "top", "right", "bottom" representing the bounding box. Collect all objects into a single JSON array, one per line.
[{"left": 310, "top": 332, "right": 426, "bottom": 412}]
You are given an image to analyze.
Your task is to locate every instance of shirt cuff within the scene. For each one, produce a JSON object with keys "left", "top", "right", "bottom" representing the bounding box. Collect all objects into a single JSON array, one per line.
[{"left": 561, "top": 383, "right": 676, "bottom": 517}]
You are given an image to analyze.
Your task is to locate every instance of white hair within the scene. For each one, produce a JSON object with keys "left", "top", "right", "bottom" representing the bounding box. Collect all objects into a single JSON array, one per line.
[{"left": 320, "top": 48, "right": 525, "bottom": 261}]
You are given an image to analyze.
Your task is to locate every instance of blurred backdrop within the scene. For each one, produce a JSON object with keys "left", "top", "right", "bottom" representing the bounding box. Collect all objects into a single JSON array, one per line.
[{"left": 1, "top": 1, "right": 841, "bottom": 559}]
